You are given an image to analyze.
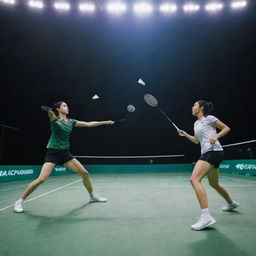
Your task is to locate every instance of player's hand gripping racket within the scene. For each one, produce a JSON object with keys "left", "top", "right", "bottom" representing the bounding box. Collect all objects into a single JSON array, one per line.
[
  {"left": 144, "top": 94, "right": 180, "bottom": 130},
  {"left": 115, "top": 105, "right": 136, "bottom": 123}
]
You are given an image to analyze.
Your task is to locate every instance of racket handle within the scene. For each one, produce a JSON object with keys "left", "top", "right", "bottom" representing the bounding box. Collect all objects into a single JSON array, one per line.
[
  {"left": 114, "top": 117, "right": 127, "bottom": 123},
  {"left": 171, "top": 122, "right": 179, "bottom": 130},
  {"left": 158, "top": 107, "right": 179, "bottom": 130}
]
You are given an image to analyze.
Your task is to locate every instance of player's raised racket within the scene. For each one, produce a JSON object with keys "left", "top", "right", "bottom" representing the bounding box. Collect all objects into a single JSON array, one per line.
[
  {"left": 115, "top": 105, "right": 135, "bottom": 123},
  {"left": 144, "top": 94, "right": 180, "bottom": 130}
]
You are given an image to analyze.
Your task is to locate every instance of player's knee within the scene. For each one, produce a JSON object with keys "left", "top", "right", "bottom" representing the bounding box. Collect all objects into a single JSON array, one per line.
[
  {"left": 190, "top": 177, "right": 200, "bottom": 186},
  {"left": 37, "top": 177, "right": 47, "bottom": 184},
  {"left": 190, "top": 177, "right": 195, "bottom": 185},
  {"left": 81, "top": 169, "right": 89, "bottom": 178},
  {"left": 209, "top": 181, "right": 219, "bottom": 189}
]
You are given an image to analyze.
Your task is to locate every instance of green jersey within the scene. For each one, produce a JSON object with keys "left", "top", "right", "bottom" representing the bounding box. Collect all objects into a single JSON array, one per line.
[{"left": 46, "top": 118, "right": 77, "bottom": 150}]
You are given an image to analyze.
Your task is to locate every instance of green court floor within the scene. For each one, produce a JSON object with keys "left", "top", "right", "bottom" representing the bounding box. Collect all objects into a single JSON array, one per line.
[{"left": 0, "top": 172, "right": 256, "bottom": 256}]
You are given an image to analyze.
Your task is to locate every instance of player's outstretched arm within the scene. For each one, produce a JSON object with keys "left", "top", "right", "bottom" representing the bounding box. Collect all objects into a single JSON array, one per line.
[{"left": 75, "top": 120, "right": 114, "bottom": 128}]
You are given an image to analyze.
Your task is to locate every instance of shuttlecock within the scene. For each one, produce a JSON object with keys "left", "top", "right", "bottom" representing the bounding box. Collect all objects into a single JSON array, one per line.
[
  {"left": 138, "top": 78, "right": 146, "bottom": 86},
  {"left": 92, "top": 94, "right": 99, "bottom": 100}
]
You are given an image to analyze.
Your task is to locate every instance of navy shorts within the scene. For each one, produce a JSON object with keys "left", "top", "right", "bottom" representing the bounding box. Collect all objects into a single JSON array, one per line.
[
  {"left": 199, "top": 151, "right": 224, "bottom": 168},
  {"left": 44, "top": 149, "right": 74, "bottom": 165}
]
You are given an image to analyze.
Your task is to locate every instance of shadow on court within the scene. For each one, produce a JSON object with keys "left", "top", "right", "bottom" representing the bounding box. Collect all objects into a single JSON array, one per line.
[
  {"left": 23, "top": 202, "right": 111, "bottom": 232},
  {"left": 189, "top": 228, "right": 250, "bottom": 256},
  {"left": 225, "top": 210, "right": 242, "bottom": 215}
]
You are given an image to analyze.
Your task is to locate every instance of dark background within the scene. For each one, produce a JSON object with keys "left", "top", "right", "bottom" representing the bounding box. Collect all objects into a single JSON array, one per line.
[{"left": 1, "top": 1, "right": 256, "bottom": 164}]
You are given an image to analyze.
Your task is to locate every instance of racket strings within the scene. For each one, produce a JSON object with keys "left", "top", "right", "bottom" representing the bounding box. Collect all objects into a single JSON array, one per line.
[{"left": 144, "top": 94, "right": 158, "bottom": 107}]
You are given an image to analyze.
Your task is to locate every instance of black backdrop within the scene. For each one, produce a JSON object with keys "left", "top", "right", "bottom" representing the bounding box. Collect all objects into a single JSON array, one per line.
[{"left": 1, "top": 3, "right": 256, "bottom": 164}]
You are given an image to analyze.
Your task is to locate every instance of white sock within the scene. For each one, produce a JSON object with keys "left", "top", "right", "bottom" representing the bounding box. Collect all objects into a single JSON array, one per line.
[
  {"left": 16, "top": 198, "right": 24, "bottom": 204},
  {"left": 89, "top": 192, "right": 94, "bottom": 197},
  {"left": 201, "top": 208, "right": 210, "bottom": 217}
]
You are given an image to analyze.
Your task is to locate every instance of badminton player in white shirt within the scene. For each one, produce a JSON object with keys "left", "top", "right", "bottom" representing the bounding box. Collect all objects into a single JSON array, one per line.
[{"left": 178, "top": 100, "right": 239, "bottom": 230}]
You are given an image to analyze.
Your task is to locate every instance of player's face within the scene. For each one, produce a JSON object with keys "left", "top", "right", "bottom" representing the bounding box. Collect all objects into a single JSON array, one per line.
[
  {"left": 192, "top": 102, "right": 201, "bottom": 116},
  {"left": 58, "top": 102, "right": 69, "bottom": 115}
]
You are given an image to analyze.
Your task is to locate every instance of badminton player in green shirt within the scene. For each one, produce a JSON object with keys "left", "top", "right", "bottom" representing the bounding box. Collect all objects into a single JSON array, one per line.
[{"left": 14, "top": 101, "right": 114, "bottom": 213}]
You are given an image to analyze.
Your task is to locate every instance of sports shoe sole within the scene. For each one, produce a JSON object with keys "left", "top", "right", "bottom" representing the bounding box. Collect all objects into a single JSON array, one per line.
[
  {"left": 14, "top": 208, "right": 24, "bottom": 213},
  {"left": 89, "top": 200, "right": 107, "bottom": 203},
  {"left": 222, "top": 203, "right": 240, "bottom": 211},
  {"left": 191, "top": 219, "right": 216, "bottom": 231}
]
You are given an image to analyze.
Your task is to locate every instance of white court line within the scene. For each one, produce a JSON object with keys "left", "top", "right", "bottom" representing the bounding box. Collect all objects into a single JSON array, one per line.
[
  {"left": 0, "top": 179, "right": 81, "bottom": 213},
  {"left": 93, "top": 179, "right": 188, "bottom": 182},
  {"left": 98, "top": 185, "right": 256, "bottom": 188},
  {"left": 222, "top": 176, "right": 256, "bottom": 184},
  {"left": 1, "top": 175, "right": 255, "bottom": 212},
  {"left": 93, "top": 178, "right": 187, "bottom": 182},
  {"left": 0, "top": 185, "right": 27, "bottom": 192}
]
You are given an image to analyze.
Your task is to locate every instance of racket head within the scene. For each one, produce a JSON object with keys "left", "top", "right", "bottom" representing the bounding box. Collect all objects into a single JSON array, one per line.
[
  {"left": 127, "top": 104, "right": 135, "bottom": 113},
  {"left": 144, "top": 94, "right": 158, "bottom": 107}
]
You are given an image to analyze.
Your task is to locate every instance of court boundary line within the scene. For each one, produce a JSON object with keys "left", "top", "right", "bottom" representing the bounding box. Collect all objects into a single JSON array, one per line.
[
  {"left": 221, "top": 175, "right": 256, "bottom": 184},
  {"left": 0, "top": 184, "right": 27, "bottom": 192},
  {"left": 0, "top": 179, "right": 81, "bottom": 213},
  {"left": 1, "top": 174, "right": 255, "bottom": 212},
  {"left": 98, "top": 185, "right": 256, "bottom": 188}
]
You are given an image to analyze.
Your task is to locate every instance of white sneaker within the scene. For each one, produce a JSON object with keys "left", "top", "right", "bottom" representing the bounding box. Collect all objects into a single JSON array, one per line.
[
  {"left": 191, "top": 214, "right": 216, "bottom": 231},
  {"left": 89, "top": 194, "right": 107, "bottom": 203},
  {"left": 222, "top": 201, "right": 240, "bottom": 211},
  {"left": 14, "top": 200, "right": 24, "bottom": 213}
]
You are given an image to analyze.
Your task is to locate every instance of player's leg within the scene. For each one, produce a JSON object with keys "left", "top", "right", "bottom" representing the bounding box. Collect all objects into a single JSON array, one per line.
[
  {"left": 14, "top": 162, "right": 55, "bottom": 212},
  {"left": 207, "top": 167, "right": 239, "bottom": 211},
  {"left": 190, "top": 160, "right": 211, "bottom": 209},
  {"left": 64, "top": 158, "right": 107, "bottom": 203},
  {"left": 190, "top": 160, "right": 216, "bottom": 230}
]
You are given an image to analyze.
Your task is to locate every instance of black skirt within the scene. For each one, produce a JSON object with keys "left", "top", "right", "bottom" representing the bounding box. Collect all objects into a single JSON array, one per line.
[{"left": 44, "top": 149, "right": 74, "bottom": 165}]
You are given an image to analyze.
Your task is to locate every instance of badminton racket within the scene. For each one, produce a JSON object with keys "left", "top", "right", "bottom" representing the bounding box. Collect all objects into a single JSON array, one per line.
[
  {"left": 115, "top": 105, "right": 136, "bottom": 123},
  {"left": 144, "top": 94, "right": 180, "bottom": 130}
]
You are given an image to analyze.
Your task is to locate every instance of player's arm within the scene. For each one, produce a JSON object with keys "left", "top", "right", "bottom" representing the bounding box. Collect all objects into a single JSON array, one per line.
[
  {"left": 41, "top": 106, "right": 57, "bottom": 122},
  {"left": 209, "top": 120, "right": 230, "bottom": 144},
  {"left": 177, "top": 130, "right": 199, "bottom": 144},
  {"left": 75, "top": 120, "right": 114, "bottom": 128}
]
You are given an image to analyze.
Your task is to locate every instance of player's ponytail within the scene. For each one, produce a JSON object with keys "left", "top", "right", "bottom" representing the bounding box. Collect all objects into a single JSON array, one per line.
[{"left": 197, "top": 100, "right": 214, "bottom": 115}]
